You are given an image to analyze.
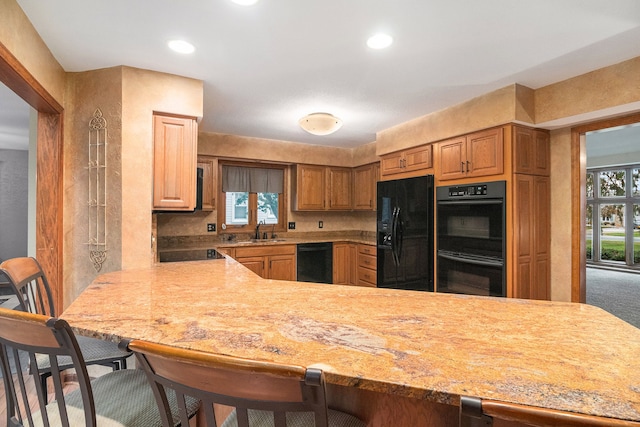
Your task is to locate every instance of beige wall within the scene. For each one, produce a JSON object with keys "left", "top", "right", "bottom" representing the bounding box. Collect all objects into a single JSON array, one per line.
[
  {"left": 548, "top": 128, "right": 573, "bottom": 302},
  {"left": 61, "top": 66, "right": 203, "bottom": 304},
  {"left": 198, "top": 132, "right": 377, "bottom": 167},
  {"left": 376, "top": 84, "right": 536, "bottom": 155},
  {"left": 121, "top": 67, "right": 203, "bottom": 270},
  {"left": 0, "top": 0, "right": 65, "bottom": 104},
  {"left": 63, "top": 67, "right": 124, "bottom": 306}
]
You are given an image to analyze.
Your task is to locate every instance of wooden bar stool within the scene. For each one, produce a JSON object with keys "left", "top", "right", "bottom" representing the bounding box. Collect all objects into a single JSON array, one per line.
[{"left": 125, "top": 339, "right": 366, "bottom": 427}]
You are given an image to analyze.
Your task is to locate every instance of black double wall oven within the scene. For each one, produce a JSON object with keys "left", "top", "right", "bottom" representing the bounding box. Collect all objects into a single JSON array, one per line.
[{"left": 436, "top": 181, "right": 506, "bottom": 297}]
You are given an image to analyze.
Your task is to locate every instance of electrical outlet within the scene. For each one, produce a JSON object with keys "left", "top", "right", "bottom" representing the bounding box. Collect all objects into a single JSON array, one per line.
[
  {"left": 318, "top": 221, "right": 323, "bottom": 229},
  {"left": 288, "top": 222, "right": 296, "bottom": 230},
  {"left": 207, "top": 223, "right": 216, "bottom": 232}
]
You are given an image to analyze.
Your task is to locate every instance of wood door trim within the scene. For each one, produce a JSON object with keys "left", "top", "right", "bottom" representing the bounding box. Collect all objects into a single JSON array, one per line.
[
  {"left": 0, "top": 41, "right": 64, "bottom": 312},
  {"left": 570, "top": 111, "right": 640, "bottom": 303},
  {"left": 0, "top": 42, "right": 63, "bottom": 114}
]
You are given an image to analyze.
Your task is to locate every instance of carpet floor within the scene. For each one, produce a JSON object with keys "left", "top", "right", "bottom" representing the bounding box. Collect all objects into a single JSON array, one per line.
[{"left": 586, "top": 267, "right": 640, "bottom": 329}]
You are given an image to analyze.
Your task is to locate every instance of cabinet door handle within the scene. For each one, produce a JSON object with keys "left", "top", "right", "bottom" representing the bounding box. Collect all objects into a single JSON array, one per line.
[
  {"left": 461, "top": 162, "right": 465, "bottom": 173},
  {"left": 466, "top": 160, "right": 470, "bottom": 172}
]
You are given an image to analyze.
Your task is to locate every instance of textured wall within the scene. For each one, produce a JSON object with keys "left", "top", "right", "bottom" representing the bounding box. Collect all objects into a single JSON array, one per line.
[
  {"left": 536, "top": 57, "right": 640, "bottom": 125},
  {"left": 375, "top": 84, "right": 535, "bottom": 155},
  {"left": 0, "top": 149, "right": 28, "bottom": 261},
  {"left": 63, "top": 67, "right": 123, "bottom": 306},
  {"left": 549, "top": 129, "right": 573, "bottom": 302},
  {"left": 62, "top": 66, "right": 203, "bottom": 304},
  {"left": 0, "top": 0, "right": 66, "bottom": 104},
  {"left": 121, "top": 66, "right": 203, "bottom": 270}
]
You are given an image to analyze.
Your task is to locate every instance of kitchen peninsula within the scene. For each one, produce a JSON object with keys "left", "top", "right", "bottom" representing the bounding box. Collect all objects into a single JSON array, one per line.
[{"left": 61, "top": 257, "right": 640, "bottom": 426}]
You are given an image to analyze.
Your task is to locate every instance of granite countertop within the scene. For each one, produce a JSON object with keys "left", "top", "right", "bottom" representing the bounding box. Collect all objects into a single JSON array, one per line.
[{"left": 61, "top": 259, "right": 640, "bottom": 423}]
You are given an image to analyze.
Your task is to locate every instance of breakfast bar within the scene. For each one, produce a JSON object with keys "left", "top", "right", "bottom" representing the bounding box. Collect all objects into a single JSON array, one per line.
[{"left": 61, "top": 257, "right": 640, "bottom": 426}]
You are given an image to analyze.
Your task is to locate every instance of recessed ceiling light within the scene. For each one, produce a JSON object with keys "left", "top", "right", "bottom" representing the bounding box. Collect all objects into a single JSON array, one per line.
[
  {"left": 231, "top": 0, "right": 259, "bottom": 5},
  {"left": 367, "top": 33, "right": 393, "bottom": 50},
  {"left": 168, "top": 40, "right": 195, "bottom": 54}
]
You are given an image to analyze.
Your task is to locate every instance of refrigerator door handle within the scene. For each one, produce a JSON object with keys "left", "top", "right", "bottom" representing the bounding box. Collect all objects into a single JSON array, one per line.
[
  {"left": 396, "top": 207, "right": 403, "bottom": 262},
  {"left": 391, "top": 207, "right": 399, "bottom": 267}
]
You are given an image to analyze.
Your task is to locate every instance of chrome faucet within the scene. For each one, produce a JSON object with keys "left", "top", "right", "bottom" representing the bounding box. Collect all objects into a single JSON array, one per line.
[{"left": 254, "top": 220, "right": 265, "bottom": 240}]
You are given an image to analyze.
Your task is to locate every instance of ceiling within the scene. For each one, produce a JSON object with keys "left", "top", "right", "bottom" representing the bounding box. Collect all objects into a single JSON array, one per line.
[{"left": 3, "top": 0, "right": 640, "bottom": 151}]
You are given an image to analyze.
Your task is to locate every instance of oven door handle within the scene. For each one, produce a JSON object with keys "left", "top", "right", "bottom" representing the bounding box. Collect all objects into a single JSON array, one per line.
[
  {"left": 436, "top": 199, "right": 503, "bottom": 206},
  {"left": 438, "top": 252, "right": 504, "bottom": 267}
]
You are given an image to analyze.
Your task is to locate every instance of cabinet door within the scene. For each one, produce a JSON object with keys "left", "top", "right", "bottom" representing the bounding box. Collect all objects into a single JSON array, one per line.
[
  {"left": 404, "top": 145, "right": 432, "bottom": 172},
  {"left": 512, "top": 175, "right": 533, "bottom": 299},
  {"left": 348, "top": 244, "right": 358, "bottom": 286},
  {"left": 153, "top": 114, "right": 197, "bottom": 210},
  {"left": 466, "top": 128, "right": 503, "bottom": 178},
  {"left": 328, "top": 167, "right": 352, "bottom": 210},
  {"left": 513, "top": 127, "right": 550, "bottom": 176},
  {"left": 333, "top": 243, "right": 350, "bottom": 285},
  {"left": 269, "top": 254, "right": 296, "bottom": 281},
  {"left": 238, "top": 256, "right": 265, "bottom": 278},
  {"left": 437, "top": 137, "right": 466, "bottom": 181},
  {"left": 294, "top": 165, "right": 326, "bottom": 210},
  {"left": 531, "top": 176, "right": 550, "bottom": 300},
  {"left": 380, "top": 151, "right": 405, "bottom": 176},
  {"left": 353, "top": 164, "right": 376, "bottom": 211},
  {"left": 197, "top": 156, "right": 216, "bottom": 211},
  {"left": 512, "top": 175, "right": 550, "bottom": 300}
]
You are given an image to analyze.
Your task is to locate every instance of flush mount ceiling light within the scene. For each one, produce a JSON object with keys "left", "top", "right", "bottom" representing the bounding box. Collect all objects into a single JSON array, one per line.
[
  {"left": 168, "top": 40, "right": 195, "bottom": 54},
  {"left": 298, "top": 113, "right": 343, "bottom": 136},
  {"left": 231, "top": 0, "right": 260, "bottom": 5},
  {"left": 367, "top": 33, "right": 393, "bottom": 49}
]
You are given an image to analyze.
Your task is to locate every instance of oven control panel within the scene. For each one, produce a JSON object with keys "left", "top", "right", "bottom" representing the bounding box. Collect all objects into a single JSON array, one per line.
[{"left": 448, "top": 184, "right": 487, "bottom": 197}]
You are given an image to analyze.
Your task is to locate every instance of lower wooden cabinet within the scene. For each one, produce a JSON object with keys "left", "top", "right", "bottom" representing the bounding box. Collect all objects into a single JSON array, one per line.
[
  {"left": 233, "top": 245, "right": 296, "bottom": 281},
  {"left": 357, "top": 244, "right": 377, "bottom": 287},
  {"left": 333, "top": 243, "right": 358, "bottom": 285},
  {"left": 333, "top": 243, "right": 377, "bottom": 287}
]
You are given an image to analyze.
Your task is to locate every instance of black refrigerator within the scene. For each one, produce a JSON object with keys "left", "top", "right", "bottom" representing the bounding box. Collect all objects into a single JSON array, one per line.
[{"left": 376, "top": 175, "right": 434, "bottom": 291}]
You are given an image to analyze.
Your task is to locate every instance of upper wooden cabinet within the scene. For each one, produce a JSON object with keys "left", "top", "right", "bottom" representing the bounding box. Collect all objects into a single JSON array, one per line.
[
  {"left": 437, "top": 127, "right": 504, "bottom": 181},
  {"left": 292, "top": 164, "right": 352, "bottom": 211},
  {"left": 152, "top": 113, "right": 198, "bottom": 210},
  {"left": 353, "top": 163, "right": 379, "bottom": 211},
  {"left": 513, "top": 126, "right": 550, "bottom": 176},
  {"left": 197, "top": 155, "right": 216, "bottom": 211},
  {"left": 292, "top": 164, "right": 326, "bottom": 210},
  {"left": 380, "top": 144, "right": 432, "bottom": 178},
  {"left": 328, "top": 167, "right": 353, "bottom": 210}
]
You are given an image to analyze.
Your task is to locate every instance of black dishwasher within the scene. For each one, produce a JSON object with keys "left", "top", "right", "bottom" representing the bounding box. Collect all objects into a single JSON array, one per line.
[{"left": 296, "top": 243, "right": 333, "bottom": 283}]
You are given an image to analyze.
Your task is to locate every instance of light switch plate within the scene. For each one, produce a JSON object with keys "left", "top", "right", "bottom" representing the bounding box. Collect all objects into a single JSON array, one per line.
[
  {"left": 207, "top": 223, "right": 216, "bottom": 232},
  {"left": 288, "top": 222, "right": 296, "bottom": 230}
]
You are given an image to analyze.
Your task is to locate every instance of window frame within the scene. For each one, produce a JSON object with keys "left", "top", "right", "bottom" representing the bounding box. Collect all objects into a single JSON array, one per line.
[
  {"left": 586, "top": 164, "right": 640, "bottom": 267},
  {"left": 217, "top": 161, "right": 288, "bottom": 235}
]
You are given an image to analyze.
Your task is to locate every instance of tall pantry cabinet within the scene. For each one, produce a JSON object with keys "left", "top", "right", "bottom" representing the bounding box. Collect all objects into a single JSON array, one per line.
[{"left": 511, "top": 126, "right": 551, "bottom": 300}]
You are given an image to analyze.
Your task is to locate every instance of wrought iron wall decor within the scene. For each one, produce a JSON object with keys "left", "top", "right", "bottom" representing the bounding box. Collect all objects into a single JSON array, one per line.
[{"left": 87, "top": 109, "right": 107, "bottom": 272}]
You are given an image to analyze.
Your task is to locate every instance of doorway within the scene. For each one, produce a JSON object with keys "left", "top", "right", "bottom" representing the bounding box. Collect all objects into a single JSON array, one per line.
[
  {"left": 573, "top": 114, "right": 640, "bottom": 328},
  {"left": 0, "top": 43, "right": 64, "bottom": 312},
  {"left": 0, "top": 81, "right": 32, "bottom": 263}
]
